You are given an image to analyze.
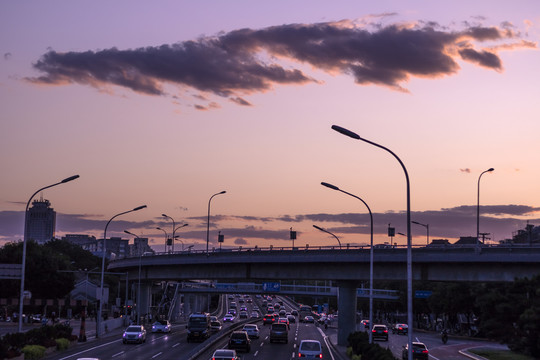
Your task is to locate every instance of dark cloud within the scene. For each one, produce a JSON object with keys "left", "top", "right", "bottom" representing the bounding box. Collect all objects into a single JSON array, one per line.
[
  {"left": 27, "top": 19, "right": 531, "bottom": 104},
  {"left": 4, "top": 52, "right": 12, "bottom": 60}
]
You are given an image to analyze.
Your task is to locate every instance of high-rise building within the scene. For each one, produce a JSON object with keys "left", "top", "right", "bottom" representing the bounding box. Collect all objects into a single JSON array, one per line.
[{"left": 25, "top": 197, "right": 56, "bottom": 244}]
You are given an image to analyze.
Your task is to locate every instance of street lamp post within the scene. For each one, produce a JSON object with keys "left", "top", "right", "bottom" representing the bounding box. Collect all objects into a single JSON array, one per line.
[
  {"left": 174, "top": 224, "right": 188, "bottom": 251},
  {"left": 19, "top": 174, "right": 79, "bottom": 332},
  {"left": 331, "top": 124, "right": 413, "bottom": 358},
  {"left": 156, "top": 227, "right": 168, "bottom": 251},
  {"left": 313, "top": 225, "right": 342, "bottom": 249},
  {"left": 124, "top": 230, "right": 143, "bottom": 325},
  {"left": 206, "top": 191, "right": 226, "bottom": 255},
  {"left": 321, "top": 181, "right": 373, "bottom": 343},
  {"left": 477, "top": 168, "right": 494, "bottom": 246},
  {"left": 162, "top": 214, "right": 176, "bottom": 253},
  {"left": 412, "top": 221, "right": 429, "bottom": 246},
  {"left": 97, "top": 205, "right": 147, "bottom": 337}
]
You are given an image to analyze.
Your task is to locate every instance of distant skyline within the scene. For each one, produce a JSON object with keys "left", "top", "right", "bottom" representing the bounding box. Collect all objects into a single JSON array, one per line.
[{"left": 1, "top": 1, "right": 539, "bottom": 251}]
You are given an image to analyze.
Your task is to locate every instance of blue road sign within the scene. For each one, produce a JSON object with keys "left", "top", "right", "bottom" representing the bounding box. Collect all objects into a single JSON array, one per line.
[
  {"left": 262, "top": 282, "right": 281, "bottom": 292},
  {"left": 415, "top": 290, "right": 432, "bottom": 299}
]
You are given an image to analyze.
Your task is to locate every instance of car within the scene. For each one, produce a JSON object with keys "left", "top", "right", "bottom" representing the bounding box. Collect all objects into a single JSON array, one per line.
[
  {"left": 239, "top": 311, "right": 248, "bottom": 319},
  {"left": 223, "top": 314, "right": 235, "bottom": 322},
  {"left": 151, "top": 320, "right": 171, "bottom": 333},
  {"left": 298, "top": 339, "right": 322, "bottom": 358},
  {"left": 304, "top": 315, "right": 315, "bottom": 323},
  {"left": 228, "top": 331, "right": 251, "bottom": 352},
  {"left": 287, "top": 314, "right": 296, "bottom": 323},
  {"left": 228, "top": 309, "right": 237, "bottom": 316},
  {"left": 210, "top": 320, "right": 222, "bottom": 332},
  {"left": 122, "top": 325, "right": 146, "bottom": 344},
  {"left": 278, "top": 317, "right": 290, "bottom": 329},
  {"left": 392, "top": 323, "right": 408, "bottom": 335},
  {"left": 291, "top": 309, "right": 299, "bottom": 316},
  {"left": 371, "top": 324, "right": 389, "bottom": 341},
  {"left": 211, "top": 349, "right": 241, "bottom": 360},
  {"left": 269, "top": 323, "right": 288, "bottom": 343},
  {"left": 263, "top": 313, "right": 276, "bottom": 325},
  {"left": 278, "top": 309, "right": 287, "bottom": 317},
  {"left": 250, "top": 311, "right": 260, "bottom": 319},
  {"left": 402, "top": 342, "right": 429, "bottom": 360},
  {"left": 361, "top": 319, "right": 370, "bottom": 329},
  {"left": 240, "top": 305, "right": 247, "bottom": 311},
  {"left": 253, "top": 306, "right": 260, "bottom": 311},
  {"left": 267, "top": 306, "right": 274, "bottom": 313},
  {"left": 242, "top": 324, "right": 260, "bottom": 339},
  {"left": 210, "top": 315, "right": 218, "bottom": 322}
]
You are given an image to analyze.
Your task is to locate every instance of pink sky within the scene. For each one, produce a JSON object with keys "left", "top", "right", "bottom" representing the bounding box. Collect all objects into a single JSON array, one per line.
[{"left": 1, "top": 1, "right": 539, "bottom": 251}]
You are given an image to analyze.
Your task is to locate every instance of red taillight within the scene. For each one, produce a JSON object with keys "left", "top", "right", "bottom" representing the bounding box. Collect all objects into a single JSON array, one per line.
[
  {"left": 422, "top": 350, "right": 429, "bottom": 353},
  {"left": 372, "top": 329, "right": 376, "bottom": 333},
  {"left": 384, "top": 330, "right": 388, "bottom": 333}
]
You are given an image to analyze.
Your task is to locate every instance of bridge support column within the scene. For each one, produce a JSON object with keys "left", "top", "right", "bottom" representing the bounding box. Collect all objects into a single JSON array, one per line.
[
  {"left": 337, "top": 281, "right": 358, "bottom": 346},
  {"left": 139, "top": 282, "right": 151, "bottom": 323}
]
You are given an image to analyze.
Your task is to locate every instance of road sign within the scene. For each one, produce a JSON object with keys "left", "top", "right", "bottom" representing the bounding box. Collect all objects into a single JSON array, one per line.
[
  {"left": 415, "top": 290, "right": 432, "bottom": 299},
  {"left": 262, "top": 282, "right": 280, "bottom": 292}
]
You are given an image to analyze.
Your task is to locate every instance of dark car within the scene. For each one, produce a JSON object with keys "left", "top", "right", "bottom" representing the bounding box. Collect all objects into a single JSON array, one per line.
[
  {"left": 371, "top": 324, "right": 389, "bottom": 341},
  {"left": 269, "top": 323, "right": 289, "bottom": 343},
  {"left": 402, "top": 342, "right": 429, "bottom": 360},
  {"left": 263, "top": 313, "right": 277, "bottom": 325},
  {"left": 392, "top": 323, "right": 408, "bottom": 335},
  {"left": 228, "top": 331, "right": 251, "bottom": 352}
]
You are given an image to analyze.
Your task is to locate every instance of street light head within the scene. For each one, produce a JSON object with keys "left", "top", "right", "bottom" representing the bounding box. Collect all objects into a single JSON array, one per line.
[
  {"left": 331, "top": 125, "right": 361, "bottom": 140},
  {"left": 321, "top": 182, "right": 339, "bottom": 191},
  {"left": 162, "top": 213, "right": 168, "bottom": 217},
  {"left": 182, "top": 223, "right": 188, "bottom": 227},
  {"left": 133, "top": 205, "right": 147, "bottom": 211},
  {"left": 411, "top": 221, "right": 420, "bottom": 225},
  {"left": 487, "top": 168, "right": 494, "bottom": 172},
  {"left": 219, "top": 190, "right": 226, "bottom": 194},
  {"left": 61, "top": 174, "right": 80, "bottom": 183},
  {"left": 156, "top": 227, "right": 162, "bottom": 230},
  {"left": 313, "top": 225, "right": 324, "bottom": 231}
]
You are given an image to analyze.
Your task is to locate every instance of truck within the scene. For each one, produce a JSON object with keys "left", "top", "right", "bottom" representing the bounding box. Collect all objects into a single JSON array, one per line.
[{"left": 186, "top": 313, "right": 210, "bottom": 342}]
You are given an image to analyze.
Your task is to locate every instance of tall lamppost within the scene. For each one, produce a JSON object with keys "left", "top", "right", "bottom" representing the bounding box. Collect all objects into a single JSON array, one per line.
[
  {"left": 206, "top": 191, "right": 226, "bottom": 255},
  {"left": 97, "top": 205, "right": 147, "bottom": 337},
  {"left": 477, "top": 168, "right": 494, "bottom": 246},
  {"left": 156, "top": 227, "right": 168, "bottom": 251},
  {"left": 19, "top": 174, "right": 79, "bottom": 332},
  {"left": 321, "top": 181, "right": 374, "bottom": 343},
  {"left": 412, "top": 221, "right": 429, "bottom": 246},
  {"left": 124, "top": 230, "right": 143, "bottom": 325},
  {"left": 174, "top": 223, "right": 188, "bottom": 251},
  {"left": 313, "top": 225, "right": 342, "bottom": 249},
  {"left": 162, "top": 214, "right": 176, "bottom": 253},
  {"left": 331, "top": 124, "right": 413, "bottom": 358}
]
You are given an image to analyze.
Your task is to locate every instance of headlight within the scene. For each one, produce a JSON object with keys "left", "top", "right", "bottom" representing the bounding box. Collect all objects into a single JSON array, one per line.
[{"left": 122, "top": 333, "right": 127, "bottom": 338}]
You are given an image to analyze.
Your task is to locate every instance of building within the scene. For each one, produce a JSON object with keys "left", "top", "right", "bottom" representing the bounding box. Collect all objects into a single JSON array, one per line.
[
  {"left": 62, "top": 234, "right": 97, "bottom": 247},
  {"left": 25, "top": 197, "right": 56, "bottom": 244},
  {"left": 131, "top": 237, "right": 154, "bottom": 256}
]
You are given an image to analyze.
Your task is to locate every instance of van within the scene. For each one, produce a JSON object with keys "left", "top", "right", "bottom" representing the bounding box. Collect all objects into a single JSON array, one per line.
[
  {"left": 269, "top": 323, "right": 288, "bottom": 343},
  {"left": 186, "top": 313, "right": 210, "bottom": 342}
]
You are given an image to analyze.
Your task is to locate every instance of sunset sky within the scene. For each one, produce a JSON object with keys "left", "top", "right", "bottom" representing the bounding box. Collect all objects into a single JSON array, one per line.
[{"left": 1, "top": 1, "right": 539, "bottom": 252}]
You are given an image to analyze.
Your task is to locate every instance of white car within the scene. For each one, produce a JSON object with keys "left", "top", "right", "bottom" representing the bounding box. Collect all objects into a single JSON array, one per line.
[
  {"left": 242, "top": 324, "right": 260, "bottom": 339},
  {"left": 210, "top": 349, "right": 240, "bottom": 360},
  {"left": 298, "top": 340, "right": 322, "bottom": 358},
  {"left": 122, "top": 325, "right": 146, "bottom": 344},
  {"left": 223, "top": 314, "right": 235, "bottom": 322}
]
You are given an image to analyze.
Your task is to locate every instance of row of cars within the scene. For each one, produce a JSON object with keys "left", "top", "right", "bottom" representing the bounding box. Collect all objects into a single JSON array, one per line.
[
  {"left": 360, "top": 321, "right": 429, "bottom": 360},
  {"left": 121, "top": 319, "right": 172, "bottom": 344}
]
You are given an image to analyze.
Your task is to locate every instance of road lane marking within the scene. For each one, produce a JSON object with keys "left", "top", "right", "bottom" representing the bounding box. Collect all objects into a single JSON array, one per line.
[
  {"left": 58, "top": 339, "right": 121, "bottom": 360},
  {"left": 152, "top": 352, "right": 163, "bottom": 358},
  {"left": 112, "top": 351, "right": 124, "bottom": 357},
  {"left": 173, "top": 342, "right": 180, "bottom": 347}
]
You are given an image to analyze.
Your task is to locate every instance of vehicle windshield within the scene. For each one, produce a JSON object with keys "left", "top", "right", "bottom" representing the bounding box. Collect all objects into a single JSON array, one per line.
[
  {"left": 189, "top": 317, "right": 207, "bottom": 324},
  {"left": 231, "top": 332, "right": 246, "bottom": 339},
  {"left": 126, "top": 326, "right": 142, "bottom": 332},
  {"left": 300, "top": 341, "right": 321, "bottom": 351}
]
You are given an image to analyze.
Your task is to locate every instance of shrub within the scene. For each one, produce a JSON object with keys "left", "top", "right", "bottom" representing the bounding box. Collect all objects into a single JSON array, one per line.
[
  {"left": 347, "top": 331, "right": 396, "bottom": 360},
  {"left": 21, "top": 344, "right": 46, "bottom": 360},
  {"left": 55, "top": 338, "right": 70, "bottom": 351}
]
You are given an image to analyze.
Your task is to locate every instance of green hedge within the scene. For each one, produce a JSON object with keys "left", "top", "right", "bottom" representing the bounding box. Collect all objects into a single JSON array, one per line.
[
  {"left": 347, "top": 331, "right": 397, "bottom": 360},
  {"left": 21, "top": 344, "right": 46, "bottom": 360},
  {"left": 0, "top": 323, "right": 73, "bottom": 358},
  {"left": 55, "top": 338, "right": 70, "bottom": 351}
]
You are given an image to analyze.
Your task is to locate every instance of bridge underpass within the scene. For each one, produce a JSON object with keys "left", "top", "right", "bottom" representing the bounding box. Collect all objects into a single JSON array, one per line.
[{"left": 109, "top": 245, "right": 540, "bottom": 345}]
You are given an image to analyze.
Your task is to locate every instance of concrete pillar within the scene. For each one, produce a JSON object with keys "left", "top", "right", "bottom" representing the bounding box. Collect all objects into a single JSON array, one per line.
[
  {"left": 337, "top": 281, "right": 357, "bottom": 346},
  {"left": 139, "top": 282, "right": 151, "bottom": 322}
]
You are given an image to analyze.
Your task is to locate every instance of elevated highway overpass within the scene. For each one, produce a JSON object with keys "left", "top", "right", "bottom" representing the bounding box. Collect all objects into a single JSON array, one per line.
[{"left": 108, "top": 244, "right": 540, "bottom": 345}]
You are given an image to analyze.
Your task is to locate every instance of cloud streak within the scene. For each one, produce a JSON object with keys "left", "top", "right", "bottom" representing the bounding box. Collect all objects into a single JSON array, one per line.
[{"left": 27, "top": 19, "right": 534, "bottom": 105}]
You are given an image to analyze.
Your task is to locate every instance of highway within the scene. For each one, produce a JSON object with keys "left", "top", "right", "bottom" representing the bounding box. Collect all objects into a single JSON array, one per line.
[{"left": 44, "top": 295, "right": 338, "bottom": 360}]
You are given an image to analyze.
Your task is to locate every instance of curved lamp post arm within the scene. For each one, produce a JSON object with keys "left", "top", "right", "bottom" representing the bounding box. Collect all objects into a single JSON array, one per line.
[
  {"left": 206, "top": 191, "right": 226, "bottom": 255},
  {"left": 313, "top": 225, "right": 342, "bottom": 248},
  {"left": 332, "top": 123, "right": 412, "bottom": 357},
  {"left": 98, "top": 205, "right": 146, "bottom": 337},
  {"left": 162, "top": 214, "right": 175, "bottom": 252},
  {"left": 477, "top": 168, "right": 494, "bottom": 246},
  {"left": 19, "top": 174, "right": 79, "bottom": 332}
]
